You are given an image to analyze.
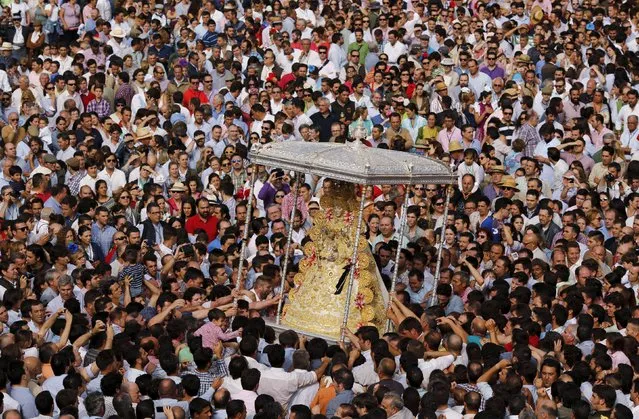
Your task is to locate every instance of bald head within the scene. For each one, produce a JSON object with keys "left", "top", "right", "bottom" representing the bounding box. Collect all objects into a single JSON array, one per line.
[
  {"left": 447, "top": 334, "right": 463, "bottom": 352},
  {"left": 471, "top": 318, "right": 486, "bottom": 335},
  {"left": 213, "top": 388, "right": 230, "bottom": 409},
  {"left": 3, "top": 410, "right": 21, "bottom": 419},
  {"left": 377, "top": 358, "right": 396, "bottom": 378},
  {"left": 536, "top": 399, "right": 558, "bottom": 419},
  {"left": 24, "top": 357, "right": 41, "bottom": 378},
  {"left": 158, "top": 379, "right": 177, "bottom": 399}
]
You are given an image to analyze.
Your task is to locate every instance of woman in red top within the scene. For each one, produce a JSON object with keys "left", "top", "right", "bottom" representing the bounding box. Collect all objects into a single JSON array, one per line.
[{"left": 166, "top": 182, "right": 187, "bottom": 217}]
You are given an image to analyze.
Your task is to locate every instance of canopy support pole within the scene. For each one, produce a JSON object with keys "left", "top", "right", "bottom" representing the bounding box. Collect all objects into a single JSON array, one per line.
[
  {"left": 429, "top": 185, "right": 453, "bottom": 308},
  {"left": 386, "top": 176, "right": 412, "bottom": 333},
  {"left": 276, "top": 173, "right": 300, "bottom": 325},
  {"left": 340, "top": 175, "right": 369, "bottom": 342},
  {"left": 234, "top": 165, "right": 257, "bottom": 302}
]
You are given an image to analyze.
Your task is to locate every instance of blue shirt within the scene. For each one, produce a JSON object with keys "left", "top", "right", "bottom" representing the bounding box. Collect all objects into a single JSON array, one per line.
[
  {"left": 326, "top": 389, "right": 354, "bottom": 417},
  {"left": 444, "top": 295, "right": 464, "bottom": 315},
  {"left": 481, "top": 216, "right": 502, "bottom": 243},
  {"left": 91, "top": 223, "right": 117, "bottom": 256},
  {"left": 148, "top": 45, "right": 173, "bottom": 62},
  {"left": 407, "top": 283, "right": 430, "bottom": 304},
  {"left": 202, "top": 30, "right": 218, "bottom": 48},
  {"left": 44, "top": 196, "right": 62, "bottom": 214}
]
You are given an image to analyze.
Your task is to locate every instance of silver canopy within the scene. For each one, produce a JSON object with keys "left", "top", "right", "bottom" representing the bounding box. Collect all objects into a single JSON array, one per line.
[{"left": 248, "top": 141, "right": 456, "bottom": 185}]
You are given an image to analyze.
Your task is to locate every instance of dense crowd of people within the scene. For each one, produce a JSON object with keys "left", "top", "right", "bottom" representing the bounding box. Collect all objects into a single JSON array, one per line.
[{"left": 0, "top": 0, "right": 637, "bottom": 418}]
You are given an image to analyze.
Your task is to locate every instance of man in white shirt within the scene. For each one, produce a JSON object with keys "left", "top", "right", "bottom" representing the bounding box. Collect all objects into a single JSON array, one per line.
[
  {"left": 98, "top": 153, "right": 126, "bottom": 196},
  {"left": 258, "top": 344, "right": 330, "bottom": 410},
  {"left": 79, "top": 160, "right": 100, "bottom": 194},
  {"left": 55, "top": 133, "right": 75, "bottom": 162},
  {"left": 294, "top": 0, "right": 316, "bottom": 27},
  {"left": 55, "top": 76, "right": 84, "bottom": 114},
  {"left": 233, "top": 368, "right": 259, "bottom": 418},
  {"left": 616, "top": 88, "right": 639, "bottom": 132},
  {"left": 383, "top": 30, "right": 407, "bottom": 65}
]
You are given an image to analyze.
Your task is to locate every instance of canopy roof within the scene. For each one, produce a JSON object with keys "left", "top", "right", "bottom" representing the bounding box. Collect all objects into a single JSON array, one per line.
[{"left": 248, "top": 141, "right": 456, "bottom": 185}]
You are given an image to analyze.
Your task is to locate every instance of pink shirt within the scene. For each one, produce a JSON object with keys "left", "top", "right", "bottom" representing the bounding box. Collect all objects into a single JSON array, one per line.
[
  {"left": 436, "top": 127, "right": 462, "bottom": 152},
  {"left": 193, "top": 322, "right": 241, "bottom": 349}
]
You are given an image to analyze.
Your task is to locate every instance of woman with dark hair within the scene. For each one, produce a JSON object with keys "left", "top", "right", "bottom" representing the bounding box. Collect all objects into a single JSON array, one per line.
[
  {"left": 26, "top": 244, "right": 51, "bottom": 277},
  {"left": 95, "top": 180, "right": 115, "bottom": 209},
  {"left": 180, "top": 196, "right": 197, "bottom": 222},
  {"left": 77, "top": 225, "right": 103, "bottom": 263}
]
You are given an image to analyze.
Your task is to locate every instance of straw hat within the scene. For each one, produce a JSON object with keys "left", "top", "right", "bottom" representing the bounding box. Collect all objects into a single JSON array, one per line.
[
  {"left": 503, "top": 87, "right": 519, "bottom": 98},
  {"left": 30, "top": 166, "right": 52, "bottom": 178},
  {"left": 489, "top": 165, "right": 506, "bottom": 174},
  {"left": 0, "top": 42, "right": 12, "bottom": 51},
  {"left": 169, "top": 182, "right": 187, "bottom": 192},
  {"left": 517, "top": 54, "right": 532, "bottom": 64},
  {"left": 449, "top": 140, "right": 463, "bottom": 153},
  {"left": 434, "top": 82, "right": 448, "bottom": 92},
  {"left": 441, "top": 57, "right": 454, "bottom": 67},
  {"left": 111, "top": 27, "right": 126, "bottom": 38},
  {"left": 499, "top": 175, "right": 520, "bottom": 191},
  {"left": 136, "top": 127, "right": 153, "bottom": 141},
  {"left": 531, "top": 6, "right": 544, "bottom": 25}
]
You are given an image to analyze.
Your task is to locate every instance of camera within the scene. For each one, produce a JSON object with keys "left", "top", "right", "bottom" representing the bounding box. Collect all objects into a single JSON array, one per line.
[{"left": 604, "top": 173, "right": 616, "bottom": 183}]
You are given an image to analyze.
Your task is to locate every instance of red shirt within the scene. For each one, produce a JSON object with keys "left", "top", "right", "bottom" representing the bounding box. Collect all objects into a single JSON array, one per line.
[
  {"left": 182, "top": 88, "right": 209, "bottom": 108},
  {"left": 185, "top": 214, "right": 218, "bottom": 241}
]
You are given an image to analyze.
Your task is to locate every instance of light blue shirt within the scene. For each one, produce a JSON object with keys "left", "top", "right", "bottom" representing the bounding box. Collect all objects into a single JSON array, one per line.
[
  {"left": 444, "top": 295, "right": 464, "bottom": 315},
  {"left": 91, "top": 223, "right": 117, "bottom": 256},
  {"left": 406, "top": 284, "right": 430, "bottom": 304}
]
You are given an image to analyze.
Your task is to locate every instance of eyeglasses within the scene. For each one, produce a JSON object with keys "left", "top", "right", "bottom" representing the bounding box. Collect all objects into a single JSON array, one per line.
[
  {"left": 67, "top": 83, "right": 76, "bottom": 86},
  {"left": 204, "top": 79, "right": 212, "bottom": 83},
  {"left": 503, "top": 112, "right": 513, "bottom": 115},
  {"left": 435, "top": 202, "right": 444, "bottom": 206},
  {"left": 9, "top": 118, "right": 17, "bottom": 122},
  {"left": 231, "top": 159, "right": 242, "bottom": 163},
  {"left": 275, "top": 194, "right": 285, "bottom": 198},
  {"left": 392, "top": 83, "right": 400, "bottom": 86},
  {"left": 106, "top": 159, "right": 116, "bottom": 163},
  {"left": 414, "top": 186, "right": 423, "bottom": 190},
  {"left": 114, "top": 236, "right": 126, "bottom": 241},
  {"left": 222, "top": 163, "right": 230, "bottom": 167},
  {"left": 351, "top": 54, "right": 360, "bottom": 57},
  {"left": 426, "top": 188, "right": 437, "bottom": 192},
  {"left": 16, "top": 226, "right": 27, "bottom": 231},
  {"left": 120, "top": 195, "right": 130, "bottom": 199}
]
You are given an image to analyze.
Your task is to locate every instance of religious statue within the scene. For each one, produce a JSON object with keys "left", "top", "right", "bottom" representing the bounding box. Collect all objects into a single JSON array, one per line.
[{"left": 282, "top": 180, "right": 388, "bottom": 339}]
